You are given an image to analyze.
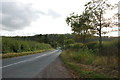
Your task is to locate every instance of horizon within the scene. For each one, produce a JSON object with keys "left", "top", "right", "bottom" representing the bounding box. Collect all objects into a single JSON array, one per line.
[{"left": 1, "top": 33, "right": 119, "bottom": 38}]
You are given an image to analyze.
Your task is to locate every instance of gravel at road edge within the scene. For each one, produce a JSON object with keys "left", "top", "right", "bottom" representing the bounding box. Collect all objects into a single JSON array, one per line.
[{"left": 35, "top": 57, "right": 73, "bottom": 78}]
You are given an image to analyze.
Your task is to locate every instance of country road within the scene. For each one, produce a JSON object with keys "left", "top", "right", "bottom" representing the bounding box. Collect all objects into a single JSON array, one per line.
[{"left": 1, "top": 50, "right": 62, "bottom": 78}]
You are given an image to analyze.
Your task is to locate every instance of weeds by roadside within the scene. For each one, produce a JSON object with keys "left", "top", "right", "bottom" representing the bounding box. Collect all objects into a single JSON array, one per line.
[
  {"left": 1, "top": 49, "right": 54, "bottom": 59},
  {"left": 60, "top": 48, "right": 118, "bottom": 78}
]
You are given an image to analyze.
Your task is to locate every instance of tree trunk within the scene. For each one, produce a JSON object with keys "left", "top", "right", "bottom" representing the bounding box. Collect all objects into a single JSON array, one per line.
[
  {"left": 99, "top": 9, "right": 102, "bottom": 55},
  {"left": 99, "top": 28, "right": 102, "bottom": 55}
]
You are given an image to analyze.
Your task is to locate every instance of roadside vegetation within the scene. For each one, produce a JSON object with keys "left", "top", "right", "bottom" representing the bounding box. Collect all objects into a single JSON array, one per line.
[
  {"left": 1, "top": 49, "right": 53, "bottom": 59},
  {"left": 1, "top": 37, "right": 53, "bottom": 58},
  {"left": 60, "top": 39, "right": 119, "bottom": 78},
  {"left": 2, "top": 37, "right": 52, "bottom": 53}
]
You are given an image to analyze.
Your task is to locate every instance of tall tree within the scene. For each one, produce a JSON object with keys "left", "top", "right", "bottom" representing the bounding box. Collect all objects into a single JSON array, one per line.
[{"left": 84, "top": 0, "right": 115, "bottom": 54}]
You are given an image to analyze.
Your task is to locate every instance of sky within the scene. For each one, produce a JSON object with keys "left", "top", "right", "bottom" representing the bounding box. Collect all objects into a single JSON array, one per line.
[{"left": 0, "top": 0, "right": 119, "bottom": 36}]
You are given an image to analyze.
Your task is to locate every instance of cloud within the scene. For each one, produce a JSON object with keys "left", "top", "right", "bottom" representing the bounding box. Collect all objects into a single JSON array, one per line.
[
  {"left": 47, "top": 9, "right": 61, "bottom": 18},
  {"left": 0, "top": 2, "right": 45, "bottom": 31}
]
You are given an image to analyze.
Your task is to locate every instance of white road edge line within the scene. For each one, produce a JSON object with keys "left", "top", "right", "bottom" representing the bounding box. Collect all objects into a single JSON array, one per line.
[{"left": 0, "top": 50, "right": 58, "bottom": 69}]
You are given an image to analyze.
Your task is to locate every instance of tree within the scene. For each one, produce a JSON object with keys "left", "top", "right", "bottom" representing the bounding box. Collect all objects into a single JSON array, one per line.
[
  {"left": 64, "top": 39, "right": 75, "bottom": 46},
  {"left": 66, "top": 11, "right": 94, "bottom": 43},
  {"left": 84, "top": 0, "right": 116, "bottom": 54}
]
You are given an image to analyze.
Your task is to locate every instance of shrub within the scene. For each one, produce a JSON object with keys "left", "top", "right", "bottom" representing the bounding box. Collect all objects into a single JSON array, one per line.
[{"left": 85, "top": 41, "right": 98, "bottom": 50}]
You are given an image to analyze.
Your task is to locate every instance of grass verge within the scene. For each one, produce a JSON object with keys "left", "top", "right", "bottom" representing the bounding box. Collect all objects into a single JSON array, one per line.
[
  {"left": 60, "top": 50, "right": 116, "bottom": 78},
  {"left": 1, "top": 49, "right": 54, "bottom": 59}
]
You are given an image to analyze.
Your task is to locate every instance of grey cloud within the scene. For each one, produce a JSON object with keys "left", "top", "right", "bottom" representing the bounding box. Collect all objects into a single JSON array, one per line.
[{"left": 0, "top": 2, "right": 45, "bottom": 31}]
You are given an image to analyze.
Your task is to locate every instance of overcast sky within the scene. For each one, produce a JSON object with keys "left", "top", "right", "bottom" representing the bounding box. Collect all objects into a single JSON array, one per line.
[{"left": 0, "top": 0, "right": 119, "bottom": 36}]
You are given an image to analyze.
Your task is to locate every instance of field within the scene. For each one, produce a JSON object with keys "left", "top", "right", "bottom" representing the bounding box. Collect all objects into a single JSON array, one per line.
[{"left": 1, "top": 37, "right": 53, "bottom": 58}]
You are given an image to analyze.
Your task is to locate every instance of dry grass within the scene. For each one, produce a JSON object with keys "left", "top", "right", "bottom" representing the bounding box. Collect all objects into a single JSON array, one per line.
[
  {"left": 61, "top": 48, "right": 118, "bottom": 69},
  {"left": 93, "top": 56, "right": 118, "bottom": 69},
  {"left": 1, "top": 49, "right": 54, "bottom": 59},
  {"left": 60, "top": 50, "right": 113, "bottom": 78},
  {"left": 60, "top": 49, "right": 118, "bottom": 78}
]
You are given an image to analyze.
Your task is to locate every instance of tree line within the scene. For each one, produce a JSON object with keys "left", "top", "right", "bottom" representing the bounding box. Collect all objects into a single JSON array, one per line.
[{"left": 3, "top": 34, "right": 117, "bottom": 49}]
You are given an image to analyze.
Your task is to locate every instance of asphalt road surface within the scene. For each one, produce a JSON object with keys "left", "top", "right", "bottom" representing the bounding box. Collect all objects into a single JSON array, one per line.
[{"left": 1, "top": 50, "right": 62, "bottom": 78}]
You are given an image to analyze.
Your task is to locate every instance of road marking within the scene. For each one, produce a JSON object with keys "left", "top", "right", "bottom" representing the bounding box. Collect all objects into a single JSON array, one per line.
[
  {"left": 0, "top": 60, "right": 28, "bottom": 69},
  {"left": 0, "top": 50, "right": 58, "bottom": 69}
]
